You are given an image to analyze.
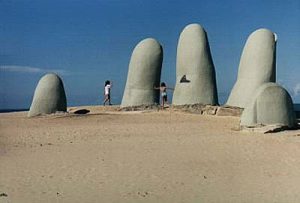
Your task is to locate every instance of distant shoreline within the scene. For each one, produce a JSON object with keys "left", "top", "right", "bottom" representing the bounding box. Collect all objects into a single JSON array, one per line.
[{"left": 0, "top": 109, "right": 29, "bottom": 113}]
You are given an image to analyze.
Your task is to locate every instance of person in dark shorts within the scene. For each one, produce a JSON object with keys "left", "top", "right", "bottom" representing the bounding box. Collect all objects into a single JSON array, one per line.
[{"left": 154, "top": 82, "right": 173, "bottom": 109}]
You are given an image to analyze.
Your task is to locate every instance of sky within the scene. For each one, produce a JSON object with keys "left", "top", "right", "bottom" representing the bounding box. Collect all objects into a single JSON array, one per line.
[{"left": 0, "top": 0, "right": 299, "bottom": 109}]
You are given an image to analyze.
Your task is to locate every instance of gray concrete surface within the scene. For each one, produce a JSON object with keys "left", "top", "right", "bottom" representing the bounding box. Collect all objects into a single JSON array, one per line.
[
  {"left": 172, "top": 23, "right": 218, "bottom": 105},
  {"left": 227, "top": 28, "right": 277, "bottom": 108},
  {"left": 240, "top": 83, "right": 296, "bottom": 128},
  {"left": 121, "top": 38, "right": 163, "bottom": 107},
  {"left": 28, "top": 73, "right": 67, "bottom": 117}
]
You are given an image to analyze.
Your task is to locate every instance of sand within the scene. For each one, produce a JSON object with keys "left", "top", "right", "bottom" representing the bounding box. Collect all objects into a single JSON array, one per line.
[{"left": 1, "top": 106, "right": 300, "bottom": 203}]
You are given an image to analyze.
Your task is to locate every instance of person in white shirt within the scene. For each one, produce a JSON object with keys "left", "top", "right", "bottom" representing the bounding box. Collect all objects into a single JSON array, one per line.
[{"left": 103, "top": 80, "right": 112, "bottom": 105}]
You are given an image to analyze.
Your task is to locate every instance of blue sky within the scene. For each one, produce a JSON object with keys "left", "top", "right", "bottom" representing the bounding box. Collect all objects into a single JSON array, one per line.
[{"left": 0, "top": 0, "right": 299, "bottom": 109}]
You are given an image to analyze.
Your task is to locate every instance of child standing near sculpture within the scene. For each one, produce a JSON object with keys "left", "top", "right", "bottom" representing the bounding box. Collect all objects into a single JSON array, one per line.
[
  {"left": 103, "top": 80, "right": 112, "bottom": 105},
  {"left": 154, "top": 82, "right": 173, "bottom": 109}
]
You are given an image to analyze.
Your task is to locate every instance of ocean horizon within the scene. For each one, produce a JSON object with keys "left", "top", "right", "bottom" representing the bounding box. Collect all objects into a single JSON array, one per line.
[{"left": 0, "top": 108, "right": 29, "bottom": 113}]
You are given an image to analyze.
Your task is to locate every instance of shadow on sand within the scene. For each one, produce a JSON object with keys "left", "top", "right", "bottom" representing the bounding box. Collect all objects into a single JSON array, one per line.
[{"left": 73, "top": 109, "right": 90, "bottom": 115}]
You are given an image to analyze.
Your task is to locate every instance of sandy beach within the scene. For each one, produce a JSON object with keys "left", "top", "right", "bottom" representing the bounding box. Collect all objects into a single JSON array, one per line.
[{"left": 1, "top": 106, "right": 300, "bottom": 203}]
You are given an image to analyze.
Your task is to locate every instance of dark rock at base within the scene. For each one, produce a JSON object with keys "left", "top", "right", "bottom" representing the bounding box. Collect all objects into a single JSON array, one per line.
[
  {"left": 203, "top": 105, "right": 218, "bottom": 115},
  {"left": 120, "top": 103, "right": 243, "bottom": 118},
  {"left": 216, "top": 106, "right": 243, "bottom": 117},
  {"left": 172, "top": 104, "right": 218, "bottom": 115},
  {"left": 172, "top": 104, "right": 206, "bottom": 114},
  {"left": 120, "top": 104, "right": 161, "bottom": 111}
]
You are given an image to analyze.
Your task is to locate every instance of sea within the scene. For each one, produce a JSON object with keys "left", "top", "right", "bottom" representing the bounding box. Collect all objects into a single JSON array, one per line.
[{"left": 0, "top": 109, "right": 29, "bottom": 113}]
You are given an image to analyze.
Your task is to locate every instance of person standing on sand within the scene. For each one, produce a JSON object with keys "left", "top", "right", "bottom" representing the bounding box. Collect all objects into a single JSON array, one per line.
[
  {"left": 103, "top": 80, "right": 112, "bottom": 105},
  {"left": 154, "top": 82, "right": 174, "bottom": 109}
]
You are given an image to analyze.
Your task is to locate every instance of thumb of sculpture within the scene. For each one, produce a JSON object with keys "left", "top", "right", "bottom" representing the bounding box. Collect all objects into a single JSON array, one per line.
[{"left": 28, "top": 73, "right": 67, "bottom": 117}]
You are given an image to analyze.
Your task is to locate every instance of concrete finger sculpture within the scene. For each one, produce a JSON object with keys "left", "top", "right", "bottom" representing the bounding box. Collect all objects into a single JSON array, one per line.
[
  {"left": 172, "top": 24, "right": 218, "bottom": 105},
  {"left": 121, "top": 38, "right": 163, "bottom": 107},
  {"left": 227, "top": 28, "right": 277, "bottom": 108},
  {"left": 28, "top": 73, "right": 67, "bottom": 117},
  {"left": 241, "top": 83, "right": 296, "bottom": 128}
]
